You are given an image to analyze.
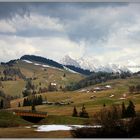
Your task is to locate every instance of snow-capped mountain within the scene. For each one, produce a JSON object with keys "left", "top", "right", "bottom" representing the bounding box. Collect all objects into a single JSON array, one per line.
[
  {"left": 60, "top": 55, "right": 80, "bottom": 68},
  {"left": 61, "top": 55, "right": 138, "bottom": 73}
]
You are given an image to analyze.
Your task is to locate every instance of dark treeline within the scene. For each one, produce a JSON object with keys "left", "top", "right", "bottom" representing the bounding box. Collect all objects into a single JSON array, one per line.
[
  {"left": 22, "top": 79, "right": 58, "bottom": 97},
  {"left": 20, "top": 55, "right": 64, "bottom": 69},
  {"left": 20, "top": 55, "right": 93, "bottom": 76},
  {"left": 1, "top": 59, "right": 18, "bottom": 66},
  {"left": 66, "top": 71, "right": 131, "bottom": 91},
  {"left": 65, "top": 65, "right": 92, "bottom": 76},
  {"left": 72, "top": 100, "right": 137, "bottom": 138},
  {"left": 23, "top": 95, "right": 43, "bottom": 106},
  {"left": 0, "top": 67, "right": 25, "bottom": 81}
]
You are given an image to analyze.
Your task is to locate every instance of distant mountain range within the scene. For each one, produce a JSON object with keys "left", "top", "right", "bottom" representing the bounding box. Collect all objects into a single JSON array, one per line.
[
  {"left": 61, "top": 55, "right": 140, "bottom": 73},
  {"left": 1, "top": 54, "right": 139, "bottom": 75},
  {"left": 20, "top": 55, "right": 92, "bottom": 75}
]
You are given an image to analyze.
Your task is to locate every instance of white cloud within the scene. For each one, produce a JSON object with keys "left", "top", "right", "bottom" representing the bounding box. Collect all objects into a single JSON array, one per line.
[
  {"left": 11, "top": 14, "right": 64, "bottom": 32},
  {"left": 30, "top": 37, "right": 85, "bottom": 62},
  {"left": 0, "top": 13, "right": 65, "bottom": 34},
  {"left": 0, "top": 35, "right": 39, "bottom": 62},
  {"left": 0, "top": 35, "right": 85, "bottom": 62},
  {"left": 0, "top": 3, "right": 140, "bottom": 69},
  {"left": 0, "top": 19, "right": 16, "bottom": 33}
]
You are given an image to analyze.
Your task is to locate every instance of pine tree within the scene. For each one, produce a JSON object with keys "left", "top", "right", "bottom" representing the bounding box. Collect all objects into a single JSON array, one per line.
[
  {"left": 122, "top": 102, "right": 126, "bottom": 118},
  {"left": 63, "top": 73, "right": 66, "bottom": 77},
  {"left": 72, "top": 106, "right": 78, "bottom": 117},
  {"left": 18, "top": 102, "right": 21, "bottom": 107},
  {"left": 126, "top": 100, "right": 136, "bottom": 118},
  {"left": 79, "top": 104, "right": 89, "bottom": 118},
  {"left": 23, "top": 98, "right": 25, "bottom": 106},
  {"left": 0, "top": 99, "right": 3, "bottom": 109},
  {"left": 31, "top": 98, "right": 36, "bottom": 111},
  {"left": 34, "top": 96, "right": 37, "bottom": 105},
  {"left": 39, "top": 95, "right": 43, "bottom": 105},
  {"left": 26, "top": 98, "right": 29, "bottom": 106},
  {"left": 103, "top": 103, "right": 106, "bottom": 107}
]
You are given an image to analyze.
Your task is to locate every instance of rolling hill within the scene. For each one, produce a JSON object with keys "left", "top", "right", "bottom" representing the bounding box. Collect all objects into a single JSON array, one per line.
[
  {"left": 0, "top": 54, "right": 140, "bottom": 119},
  {"left": 0, "top": 57, "right": 85, "bottom": 97},
  {"left": 10, "top": 75, "right": 140, "bottom": 117},
  {"left": 20, "top": 55, "right": 93, "bottom": 76}
]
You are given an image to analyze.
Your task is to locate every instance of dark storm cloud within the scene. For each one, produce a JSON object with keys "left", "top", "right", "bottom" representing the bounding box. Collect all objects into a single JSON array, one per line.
[
  {"left": 0, "top": 2, "right": 140, "bottom": 67},
  {"left": 0, "top": 2, "right": 30, "bottom": 19},
  {"left": 0, "top": 2, "right": 129, "bottom": 43},
  {"left": 28, "top": 2, "right": 128, "bottom": 20},
  {"left": 0, "top": 2, "right": 128, "bottom": 20},
  {"left": 16, "top": 28, "right": 65, "bottom": 38}
]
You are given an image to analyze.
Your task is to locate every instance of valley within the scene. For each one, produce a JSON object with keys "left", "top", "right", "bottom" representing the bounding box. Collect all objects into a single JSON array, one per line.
[{"left": 0, "top": 55, "right": 140, "bottom": 138}]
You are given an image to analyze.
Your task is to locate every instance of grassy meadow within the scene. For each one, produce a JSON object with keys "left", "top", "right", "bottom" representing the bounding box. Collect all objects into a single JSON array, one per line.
[
  {"left": 10, "top": 76, "right": 140, "bottom": 118},
  {"left": 1, "top": 61, "right": 140, "bottom": 126}
]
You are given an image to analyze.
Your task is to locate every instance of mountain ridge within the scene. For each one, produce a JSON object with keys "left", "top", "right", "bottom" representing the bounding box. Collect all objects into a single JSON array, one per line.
[
  {"left": 61, "top": 55, "right": 138, "bottom": 73},
  {"left": 1, "top": 54, "right": 137, "bottom": 75},
  {"left": 19, "top": 55, "right": 92, "bottom": 76}
]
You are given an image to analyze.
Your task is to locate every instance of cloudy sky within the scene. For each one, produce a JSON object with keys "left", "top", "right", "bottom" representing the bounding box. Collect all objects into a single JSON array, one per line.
[{"left": 0, "top": 2, "right": 140, "bottom": 66}]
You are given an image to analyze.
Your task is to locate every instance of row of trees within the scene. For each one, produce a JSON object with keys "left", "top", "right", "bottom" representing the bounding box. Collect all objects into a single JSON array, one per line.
[
  {"left": 66, "top": 71, "right": 131, "bottom": 91},
  {"left": 72, "top": 100, "right": 136, "bottom": 119},
  {"left": 122, "top": 101, "right": 136, "bottom": 118},
  {"left": 0, "top": 67, "right": 25, "bottom": 81},
  {"left": 129, "top": 85, "right": 140, "bottom": 94},
  {"left": 71, "top": 100, "right": 137, "bottom": 138},
  {"left": 22, "top": 95, "right": 43, "bottom": 107},
  {"left": 22, "top": 79, "right": 58, "bottom": 97}
]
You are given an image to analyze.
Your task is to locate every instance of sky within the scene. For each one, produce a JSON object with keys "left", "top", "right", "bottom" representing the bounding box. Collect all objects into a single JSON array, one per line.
[{"left": 0, "top": 2, "right": 140, "bottom": 67}]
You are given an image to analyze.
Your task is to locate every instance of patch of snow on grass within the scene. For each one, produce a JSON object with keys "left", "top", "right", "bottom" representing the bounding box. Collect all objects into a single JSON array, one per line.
[
  {"left": 36, "top": 125, "right": 72, "bottom": 132},
  {"left": 36, "top": 125, "right": 102, "bottom": 132},
  {"left": 22, "top": 60, "right": 33, "bottom": 63}
]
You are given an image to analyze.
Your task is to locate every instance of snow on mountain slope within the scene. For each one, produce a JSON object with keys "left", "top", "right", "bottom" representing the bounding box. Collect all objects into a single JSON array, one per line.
[
  {"left": 22, "top": 60, "right": 33, "bottom": 64},
  {"left": 22, "top": 55, "right": 140, "bottom": 73},
  {"left": 61, "top": 55, "right": 135, "bottom": 73},
  {"left": 63, "top": 66, "right": 79, "bottom": 74},
  {"left": 61, "top": 55, "right": 80, "bottom": 68},
  {"left": 22, "top": 60, "right": 63, "bottom": 71}
]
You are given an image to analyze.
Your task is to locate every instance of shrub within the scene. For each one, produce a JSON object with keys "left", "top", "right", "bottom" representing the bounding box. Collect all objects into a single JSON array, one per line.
[
  {"left": 79, "top": 104, "right": 89, "bottom": 118},
  {"left": 126, "top": 100, "right": 136, "bottom": 118}
]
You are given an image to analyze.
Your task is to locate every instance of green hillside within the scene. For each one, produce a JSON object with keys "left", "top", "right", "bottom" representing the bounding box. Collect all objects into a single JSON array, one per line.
[
  {"left": 0, "top": 60, "right": 84, "bottom": 97},
  {"left": 0, "top": 111, "right": 32, "bottom": 127},
  {"left": 11, "top": 76, "right": 140, "bottom": 117}
]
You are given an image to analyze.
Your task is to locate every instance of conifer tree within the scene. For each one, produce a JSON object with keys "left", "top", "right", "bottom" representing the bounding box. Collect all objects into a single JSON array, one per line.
[
  {"left": 39, "top": 95, "right": 43, "bottom": 105},
  {"left": 126, "top": 100, "right": 136, "bottom": 117},
  {"left": 0, "top": 99, "right": 3, "bottom": 109},
  {"left": 72, "top": 106, "right": 78, "bottom": 117},
  {"left": 79, "top": 104, "right": 89, "bottom": 118},
  {"left": 23, "top": 98, "right": 25, "bottom": 106},
  {"left": 122, "top": 102, "right": 126, "bottom": 118},
  {"left": 103, "top": 103, "right": 106, "bottom": 107},
  {"left": 18, "top": 102, "right": 21, "bottom": 107},
  {"left": 31, "top": 98, "right": 36, "bottom": 111}
]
